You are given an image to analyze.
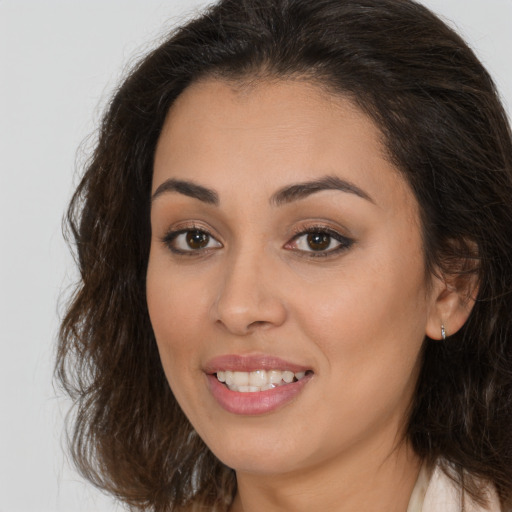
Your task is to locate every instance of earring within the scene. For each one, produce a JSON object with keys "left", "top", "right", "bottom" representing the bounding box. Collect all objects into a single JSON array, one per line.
[{"left": 441, "top": 324, "right": 446, "bottom": 341}]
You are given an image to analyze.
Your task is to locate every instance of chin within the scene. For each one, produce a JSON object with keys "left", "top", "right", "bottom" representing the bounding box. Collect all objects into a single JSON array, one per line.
[
  {"left": 199, "top": 421, "right": 320, "bottom": 476},
  {"left": 218, "top": 449, "right": 305, "bottom": 476}
]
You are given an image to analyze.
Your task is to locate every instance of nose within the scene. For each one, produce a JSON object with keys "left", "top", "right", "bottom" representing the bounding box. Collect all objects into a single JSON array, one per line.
[{"left": 211, "top": 247, "right": 287, "bottom": 336}]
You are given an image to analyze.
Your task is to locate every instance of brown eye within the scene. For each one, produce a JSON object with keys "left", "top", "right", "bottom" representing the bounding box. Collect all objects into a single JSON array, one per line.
[
  {"left": 186, "top": 230, "right": 210, "bottom": 249},
  {"left": 163, "top": 228, "right": 222, "bottom": 254},
  {"left": 286, "top": 227, "right": 354, "bottom": 257},
  {"left": 306, "top": 233, "right": 331, "bottom": 251}
]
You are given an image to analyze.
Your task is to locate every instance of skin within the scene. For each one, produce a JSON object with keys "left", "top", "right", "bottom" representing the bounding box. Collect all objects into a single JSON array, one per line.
[{"left": 146, "top": 78, "right": 474, "bottom": 512}]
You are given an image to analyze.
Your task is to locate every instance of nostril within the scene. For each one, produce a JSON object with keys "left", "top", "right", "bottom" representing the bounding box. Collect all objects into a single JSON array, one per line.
[{"left": 247, "top": 320, "right": 270, "bottom": 330}]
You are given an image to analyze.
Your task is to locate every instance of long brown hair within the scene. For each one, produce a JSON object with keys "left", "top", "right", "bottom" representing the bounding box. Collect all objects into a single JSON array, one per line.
[{"left": 57, "top": 0, "right": 512, "bottom": 510}]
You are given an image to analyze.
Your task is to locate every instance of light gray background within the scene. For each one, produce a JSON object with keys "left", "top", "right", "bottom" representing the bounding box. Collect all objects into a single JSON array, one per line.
[{"left": 1, "top": 1, "right": 511, "bottom": 511}]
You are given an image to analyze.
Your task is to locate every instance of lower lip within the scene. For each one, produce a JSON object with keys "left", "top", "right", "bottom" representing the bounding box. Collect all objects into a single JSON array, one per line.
[{"left": 206, "top": 373, "right": 312, "bottom": 415}]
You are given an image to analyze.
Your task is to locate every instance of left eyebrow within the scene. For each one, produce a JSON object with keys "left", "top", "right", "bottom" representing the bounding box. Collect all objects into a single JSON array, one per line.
[
  {"left": 151, "top": 178, "right": 219, "bottom": 205},
  {"left": 270, "top": 175, "right": 375, "bottom": 206}
]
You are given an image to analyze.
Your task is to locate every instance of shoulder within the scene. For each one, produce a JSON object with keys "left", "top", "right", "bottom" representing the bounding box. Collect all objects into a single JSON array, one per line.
[{"left": 422, "top": 462, "right": 502, "bottom": 512}]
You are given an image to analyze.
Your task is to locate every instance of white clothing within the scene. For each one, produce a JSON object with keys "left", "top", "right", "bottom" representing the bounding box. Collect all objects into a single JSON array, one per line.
[{"left": 407, "top": 462, "right": 501, "bottom": 512}]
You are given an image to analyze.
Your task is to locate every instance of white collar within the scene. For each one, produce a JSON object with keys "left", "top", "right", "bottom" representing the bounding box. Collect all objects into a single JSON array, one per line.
[
  {"left": 407, "top": 461, "right": 501, "bottom": 512},
  {"left": 407, "top": 462, "right": 431, "bottom": 512}
]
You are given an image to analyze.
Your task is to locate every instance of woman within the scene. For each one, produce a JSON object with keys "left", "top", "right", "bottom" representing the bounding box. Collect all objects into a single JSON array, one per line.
[{"left": 57, "top": 0, "right": 512, "bottom": 510}]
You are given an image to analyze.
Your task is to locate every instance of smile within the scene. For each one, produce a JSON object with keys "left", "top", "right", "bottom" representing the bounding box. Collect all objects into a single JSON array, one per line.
[
  {"left": 205, "top": 354, "right": 314, "bottom": 414},
  {"left": 216, "top": 369, "right": 308, "bottom": 392}
]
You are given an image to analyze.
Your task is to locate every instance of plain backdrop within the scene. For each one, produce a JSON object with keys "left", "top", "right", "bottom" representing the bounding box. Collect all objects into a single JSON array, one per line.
[{"left": 1, "top": 1, "right": 511, "bottom": 511}]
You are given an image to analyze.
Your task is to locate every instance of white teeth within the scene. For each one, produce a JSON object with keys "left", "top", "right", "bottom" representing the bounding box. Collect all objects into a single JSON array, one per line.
[
  {"left": 282, "top": 371, "right": 294, "bottom": 383},
  {"left": 269, "top": 370, "right": 283, "bottom": 384},
  {"left": 248, "top": 370, "right": 267, "bottom": 387},
  {"left": 233, "top": 371, "right": 249, "bottom": 386},
  {"left": 236, "top": 385, "right": 260, "bottom": 392},
  {"left": 216, "top": 369, "right": 309, "bottom": 392}
]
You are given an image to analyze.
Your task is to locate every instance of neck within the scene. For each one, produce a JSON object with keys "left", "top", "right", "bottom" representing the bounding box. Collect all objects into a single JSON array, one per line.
[{"left": 229, "top": 440, "right": 421, "bottom": 512}]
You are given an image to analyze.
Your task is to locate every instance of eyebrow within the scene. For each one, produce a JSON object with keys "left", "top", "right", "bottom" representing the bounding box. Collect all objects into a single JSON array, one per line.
[
  {"left": 270, "top": 175, "right": 375, "bottom": 206},
  {"left": 151, "top": 174, "right": 374, "bottom": 207},
  {"left": 151, "top": 178, "right": 219, "bottom": 205}
]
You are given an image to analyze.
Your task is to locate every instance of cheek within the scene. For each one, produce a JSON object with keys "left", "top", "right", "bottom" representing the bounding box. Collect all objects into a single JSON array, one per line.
[
  {"left": 146, "top": 248, "right": 212, "bottom": 385},
  {"left": 289, "top": 242, "right": 428, "bottom": 407},
  {"left": 295, "top": 257, "right": 426, "bottom": 344},
  {"left": 147, "top": 240, "right": 213, "bottom": 329}
]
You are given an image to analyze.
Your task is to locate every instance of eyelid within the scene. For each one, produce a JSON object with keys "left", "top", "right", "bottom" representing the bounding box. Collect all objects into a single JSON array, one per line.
[
  {"left": 159, "top": 220, "right": 354, "bottom": 258},
  {"left": 285, "top": 223, "right": 354, "bottom": 257},
  {"left": 161, "top": 223, "right": 223, "bottom": 255}
]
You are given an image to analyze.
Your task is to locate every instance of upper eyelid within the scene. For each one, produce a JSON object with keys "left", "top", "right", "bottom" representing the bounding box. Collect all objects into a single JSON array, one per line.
[
  {"left": 289, "top": 223, "right": 351, "bottom": 240},
  {"left": 162, "top": 222, "right": 218, "bottom": 238},
  {"left": 291, "top": 230, "right": 345, "bottom": 242}
]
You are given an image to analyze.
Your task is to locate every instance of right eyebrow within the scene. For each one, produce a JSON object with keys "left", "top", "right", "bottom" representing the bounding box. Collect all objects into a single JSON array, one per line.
[{"left": 151, "top": 178, "right": 219, "bottom": 205}]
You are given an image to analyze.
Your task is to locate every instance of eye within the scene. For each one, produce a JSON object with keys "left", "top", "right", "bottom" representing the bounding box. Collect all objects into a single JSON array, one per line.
[
  {"left": 286, "top": 227, "right": 353, "bottom": 256},
  {"left": 163, "top": 228, "right": 222, "bottom": 254}
]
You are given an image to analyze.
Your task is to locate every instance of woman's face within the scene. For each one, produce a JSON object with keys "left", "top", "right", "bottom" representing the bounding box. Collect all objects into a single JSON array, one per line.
[{"left": 147, "top": 78, "right": 441, "bottom": 476}]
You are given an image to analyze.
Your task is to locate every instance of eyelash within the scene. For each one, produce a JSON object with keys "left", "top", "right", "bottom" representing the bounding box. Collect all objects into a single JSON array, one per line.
[
  {"left": 161, "top": 224, "right": 222, "bottom": 256},
  {"left": 161, "top": 224, "right": 354, "bottom": 258},
  {"left": 286, "top": 224, "right": 354, "bottom": 258}
]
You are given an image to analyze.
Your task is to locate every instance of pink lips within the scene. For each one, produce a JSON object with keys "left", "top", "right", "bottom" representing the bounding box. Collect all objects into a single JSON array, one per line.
[{"left": 204, "top": 354, "right": 313, "bottom": 416}]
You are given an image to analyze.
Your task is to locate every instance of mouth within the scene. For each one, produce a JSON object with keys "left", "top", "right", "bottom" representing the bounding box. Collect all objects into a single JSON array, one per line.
[
  {"left": 215, "top": 369, "right": 313, "bottom": 392},
  {"left": 204, "top": 355, "right": 314, "bottom": 414}
]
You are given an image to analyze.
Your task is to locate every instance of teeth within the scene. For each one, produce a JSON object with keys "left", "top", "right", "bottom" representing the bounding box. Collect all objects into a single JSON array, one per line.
[
  {"left": 269, "top": 370, "right": 282, "bottom": 384},
  {"left": 216, "top": 369, "right": 309, "bottom": 392},
  {"left": 237, "top": 386, "right": 260, "bottom": 392},
  {"left": 233, "top": 371, "right": 249, "bottom": 386},
  {"left": 248, "top": 370, "right": 267, "bottom": 387},
  {"left": 282, "top": 371, "right": 294, "bottom": 383}
]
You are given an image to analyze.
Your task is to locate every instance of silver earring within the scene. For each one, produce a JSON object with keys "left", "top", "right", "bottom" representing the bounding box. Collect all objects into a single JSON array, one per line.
[{"left": 441, "top": 324, "right": 446, "bottom": 341}]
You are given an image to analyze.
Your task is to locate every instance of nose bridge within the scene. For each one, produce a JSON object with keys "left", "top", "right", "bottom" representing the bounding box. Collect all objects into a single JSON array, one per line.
[{"left": 211, "top": 240, "right": 287, "bottom": 335}]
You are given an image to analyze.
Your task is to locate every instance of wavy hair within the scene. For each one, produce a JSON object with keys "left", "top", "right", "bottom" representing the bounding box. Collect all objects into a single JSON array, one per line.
[{"left": 57, "top": 0, "right": 512, "bottom": 510}]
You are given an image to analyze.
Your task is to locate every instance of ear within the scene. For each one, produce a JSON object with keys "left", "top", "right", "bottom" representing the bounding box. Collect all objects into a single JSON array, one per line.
[{"left": 425, "top": 271, "right": 479, "bottom": 340}]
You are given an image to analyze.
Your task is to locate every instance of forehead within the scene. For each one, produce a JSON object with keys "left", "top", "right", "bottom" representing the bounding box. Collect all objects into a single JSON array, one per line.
[{"left": 153, "top": 77, "right": 416, "bottom": 215}]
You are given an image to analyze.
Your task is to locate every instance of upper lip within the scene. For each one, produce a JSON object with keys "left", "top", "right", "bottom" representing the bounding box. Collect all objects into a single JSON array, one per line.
[{"left": 204, "top": 354, "right": 312, "bottom": 374}]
